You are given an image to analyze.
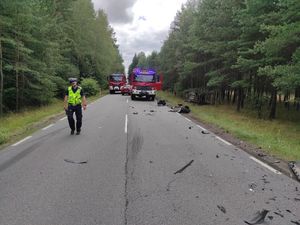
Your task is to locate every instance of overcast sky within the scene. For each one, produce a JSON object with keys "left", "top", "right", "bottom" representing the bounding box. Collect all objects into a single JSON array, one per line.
[{"left": 92, "top": 0, "right": 188, "bottom": 72}]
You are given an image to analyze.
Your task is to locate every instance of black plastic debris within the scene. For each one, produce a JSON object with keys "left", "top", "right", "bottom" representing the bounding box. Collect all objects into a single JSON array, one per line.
[
  {"left": 291, "top": 221, "right": 300, "bottom": 225},
  {"left": 157, "top": 100, "right": 166, "bottom": 106},
  {"left": 258, "top": 153, "right": 266, "bottom": 157},
  {"left": 274, "top": 212, "right": 284, "bottom": 218},
  {"left": 64, "top": 159, "right": 88, "bottom": 164},
  {"left": 217, "top": 205, "right": 226, "bottom": 214},
  {"left": 216, "top": 154, "right": 220, "bottom": 158},
  {"left": 178, "top": 105, "right": 190, "bottom": 114},
  {"left": 201, "top": 130, "right": 210, "bottom": 134},
  {"left": 150, "top": 110, "right": 155, "bottom": 112},
  {"left": 288, "top": 161, "right": 300, "bottom": 181},
  {"left": 174, "top": 160, "right": 194, "bottom": 174},
  {"left": 244, "top": 209, "right": 269, "bottom": 225},
  {"left": 294, "top": 198, "right": 300, "bottom": 201},
  {"left": 133, "top": 112, "right": 138, "bottom": 115},
  {"left": 189, "top": 126, "right": 192, "bottom": 129},
  {"left": 268, "top": 216, "right": 273, "bottom": 220}
]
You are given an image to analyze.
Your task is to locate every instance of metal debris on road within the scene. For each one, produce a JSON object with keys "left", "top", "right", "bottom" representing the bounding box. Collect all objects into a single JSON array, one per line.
[
  {"left": 244, "top": 209, "right": 269, "bottom": 225},
  {"left": 217, "top": 205, "right": 226, "bottom": 214},
  {"left": 64, "top": 159, "right": 88, "bottom": 164},
  {"left": 157, "top": 100, "right": 166, "bottom": 106},
  {"left": 201, "top": 130, "right": 210, "bottom": 134},
  {"left": 288, "top": 161, "right": 300, "bottom": 181},
  {"left": 174, "top": 160, "right": 194, "bottom": 174}
]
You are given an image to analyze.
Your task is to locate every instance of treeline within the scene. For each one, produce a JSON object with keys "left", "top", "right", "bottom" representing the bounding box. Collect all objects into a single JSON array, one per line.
[
  {"left": 0, "top": 0, "right": 124, "bottom": 115},
  {"left": 130, "top": 0, "right": 300, "bottom": 119}
]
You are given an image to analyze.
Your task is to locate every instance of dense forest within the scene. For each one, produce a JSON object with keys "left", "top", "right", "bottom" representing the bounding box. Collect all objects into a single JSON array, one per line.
[
  {"left": 0, "top": 0, "right": 124, "bottom": 115},
  {"left": 129, "top": 0, "right": 300, "bottom": 119}
]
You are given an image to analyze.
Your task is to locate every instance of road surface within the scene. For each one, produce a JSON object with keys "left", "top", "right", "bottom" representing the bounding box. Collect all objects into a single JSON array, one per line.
[{"left": 0, "top": 95, "right": 299, "bottom": 225}]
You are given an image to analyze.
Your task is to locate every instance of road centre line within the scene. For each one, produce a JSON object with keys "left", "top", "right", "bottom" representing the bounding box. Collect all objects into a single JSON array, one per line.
[
  {"left": 125, "top": 114, "right": 128, "bottom": 134},
  {"left": 12, "top": 136, "right": 32, "bottom": 147},
  {"left": 42, "top": 124, "right": 54, "bottom": 130},
  {"left": 216, "top": 136, "right": 232, "bottom": 146},
  {"left": 127, "top": 99, "right": 128, "bottom": 103},
  {"left": 249, "top": 156, "right": 281, "bottom": 175}
]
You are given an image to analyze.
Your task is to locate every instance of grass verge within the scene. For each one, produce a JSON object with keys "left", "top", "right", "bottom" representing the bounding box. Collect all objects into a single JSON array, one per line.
[
  {"left": 0, "top": 92, "right": 106, "bottom": 147},
  {"left": 157, "top": 91, "right": 300, "bottom": 161}
]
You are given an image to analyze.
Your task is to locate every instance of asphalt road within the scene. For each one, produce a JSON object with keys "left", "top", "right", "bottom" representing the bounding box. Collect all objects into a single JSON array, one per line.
[{"left": 0, "top": 95, "right": 299, "bottom": 225}]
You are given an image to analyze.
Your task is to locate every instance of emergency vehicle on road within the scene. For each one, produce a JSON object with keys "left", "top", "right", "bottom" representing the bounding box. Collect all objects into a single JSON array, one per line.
[
  {"left": 108, "top": 73, "right": 126, "bottom": 94},
  {"left": 129, "top": 68, "right": 162, "bottom": 101}
]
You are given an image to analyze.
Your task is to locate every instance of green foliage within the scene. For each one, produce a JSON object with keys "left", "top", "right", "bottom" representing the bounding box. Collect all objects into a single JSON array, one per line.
[
  {"left": 80, "top": 78, "right": 99, "bottom": 96},
  {"left": 0, "top": 0, "right": 123, "bottom": 114},
  {"left": 147, "top": 0, "right": 300, "bottom": 119}
]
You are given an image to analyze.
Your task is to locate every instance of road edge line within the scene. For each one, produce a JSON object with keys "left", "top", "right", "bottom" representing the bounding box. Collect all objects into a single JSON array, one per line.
[
  {"left": 250, "top": 156, "right": 282, "bottom": 175},
  {"left": 11, "top": 136, "right": 32, "bottom": 147}
]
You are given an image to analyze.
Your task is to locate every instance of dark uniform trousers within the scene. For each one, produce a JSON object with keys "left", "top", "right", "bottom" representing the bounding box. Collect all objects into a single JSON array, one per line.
[{"left": 66, "top": 104, "right": 82, "bottom": 132}]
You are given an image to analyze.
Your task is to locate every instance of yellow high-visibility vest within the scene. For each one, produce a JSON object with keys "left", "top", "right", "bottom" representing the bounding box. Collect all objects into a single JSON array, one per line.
[{"left": 68, "top": 86, "right": 82, "bottom": 105}]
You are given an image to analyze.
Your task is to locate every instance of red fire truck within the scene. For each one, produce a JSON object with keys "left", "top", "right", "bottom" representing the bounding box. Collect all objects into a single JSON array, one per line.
[
  {"left": 108, "top": 73, "right": 126, "bottom": 94},
  {"left": 129, "top": 68, "right": 162, "bottom": 101}
]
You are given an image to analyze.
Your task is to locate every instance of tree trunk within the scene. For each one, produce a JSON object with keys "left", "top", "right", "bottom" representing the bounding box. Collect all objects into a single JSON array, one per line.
[
  {"left": 269, "top": 88, "right": 277, "bottom": 119},
  {"left": 237, "top": 88, "right": 242, "bottom": 112},
  {"left": 0, "top": 39, "right": 3, "bottom": 116}
]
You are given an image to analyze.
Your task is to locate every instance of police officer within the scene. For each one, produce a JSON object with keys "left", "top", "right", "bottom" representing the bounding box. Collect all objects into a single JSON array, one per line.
[{"left": 64, "top": 78, "right": 87, "bottom": 135}]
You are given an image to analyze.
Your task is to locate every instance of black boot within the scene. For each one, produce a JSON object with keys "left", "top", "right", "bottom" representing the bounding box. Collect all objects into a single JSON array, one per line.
[{"left": 70, "top": 130, "right": 75, "bottom": 135}]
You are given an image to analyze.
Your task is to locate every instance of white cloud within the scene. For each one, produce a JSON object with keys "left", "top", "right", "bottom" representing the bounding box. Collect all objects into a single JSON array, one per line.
[{"left": 92, "top": 0, "right": 188, "bottom": 72}]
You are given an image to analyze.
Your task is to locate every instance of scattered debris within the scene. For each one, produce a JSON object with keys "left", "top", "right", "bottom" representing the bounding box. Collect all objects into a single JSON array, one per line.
[
  {"left": 195, "top": 196, "right": 199, "bottom": 198},
  {"left": 178, "top": 105, "right": 190, "bottom": 114},
  {"left": 244, "top": 209, "right": 269, "bottom": 225},
  {"left": 217, "top": 205, "right": 226, "bottom": 214},
  {"left": 288, "top": 161, "right": 300, "bottom": 181},
  {"left": 294, "top": 198, "right": 300, "bottom": 201},
  {"left": 201, "top": 130, "right": 210, "bottom": 134},
  {"left": 189, "top": 126, "right": 192, "bottom": 129},
  {"left": 269, "top": 197, "right": 277, "bottom": 201},
  {"left": 130, "top": 106, "right": 135, "bottom": 108},
  {"left": 133, "top": 112, "right": 138, "bottom": 115},
  {"left": 157, "top": 100, "right": 166, "bottom": 106},
  {"left": 273, "top": 160, "right": 280, "bottom": 163},
  {"left": 258, "top": 153, "right": 266, "bottom": 157},
  {"left": 274, "top": 212, "right": 284, "bottom": 218},
  {"left": 291, "top": 221, "right": 300, "bottom": 225},
  {"left": 149, "top": 160, "right": 153, "bottom": 164},
  {"left": 64, "top": 159, "right": 88, "bottom": 164},
  {"left": 268, "top": 216, "right": 273, "bottom": 220},
  {"left": 216, "top": 154, "right": 220, "bottom": 159},
  {"left": 150, "top": 110, "right": 155, "bottom": 113},
  {"left": 248, "top": 183, "right": 257, "bottom": 190},
  {"left": 174, "top": 160, "right": 194, "bottom": 174}
]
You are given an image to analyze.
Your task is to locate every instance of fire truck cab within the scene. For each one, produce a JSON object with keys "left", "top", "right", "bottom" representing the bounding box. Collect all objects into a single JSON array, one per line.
[
  {"left": 129, "top": 68, "right": 162, "bottom": 101},
  {"left": 108, "top": 73, "right": 126, "bottom": 94}
]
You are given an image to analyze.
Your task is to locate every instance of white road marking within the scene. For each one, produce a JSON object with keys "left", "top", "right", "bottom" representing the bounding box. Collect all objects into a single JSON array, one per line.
[
  {"left": 125, "top": 114, "right": 128, "bottom": 134},
  {"left": 60, "top": 116, "right": 67, "bottom": 121},
  {"left": 249, "top": 156, "right": 281, "bottom": 175},
  {"left": 184, "top": 118, "right": 191, "bottom": 122},
  {"left": 197, "top": 125, "right": 207, "bottom": 131},
  {"left": 216, "top": 136, "right": 232, "bottom": 146},
  {"left": 127, "top": 99, "right": 129, "bottom": 103},
  {"left": 42, "top": 124, "right": 54, "bottom": 131},
  {"left": 12, "top": 136, "right": 32, "bottom": 147}
]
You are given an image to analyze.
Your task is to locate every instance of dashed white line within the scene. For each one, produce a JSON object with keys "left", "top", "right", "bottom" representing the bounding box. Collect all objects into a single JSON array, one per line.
[
  {"left": 12, "top": 136, "right": 32, "bottom": 147},
  {"left": 197, "top": 125, "right": 207, "bottom": 131},
  {"left": 125, "top": 114, "right": 128, "bottom": 134},
  {"left": 42, "top": 124, "right": 54, "bottom": 131},
  {"left": 60, "top": 116, "right": 67, "bottom": 121},
  {"left": 126, "top": 99, "right": 129, "bottom": 103},
  {"left": 216, "top": 136, "right": 232, "bottom": 146},
  {"left": 184, "top": 118, "right": 191, "bottom": 122},
  {"left": 249, "top": 156, "right": 281, "bottom": 175}
]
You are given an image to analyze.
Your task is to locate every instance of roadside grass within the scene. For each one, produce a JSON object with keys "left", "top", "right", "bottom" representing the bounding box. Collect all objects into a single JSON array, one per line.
[
  {"left": 157, "top": 91, "right": 300, "bottom": 161},
  {"left": 0, "top": 92, "right": 106, "bottom": 147}
]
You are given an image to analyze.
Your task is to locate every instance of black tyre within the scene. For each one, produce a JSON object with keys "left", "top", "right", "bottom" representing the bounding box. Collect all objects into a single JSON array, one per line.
[{"left": 131, "top": 94, "right": 136, "bottom": 100}]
